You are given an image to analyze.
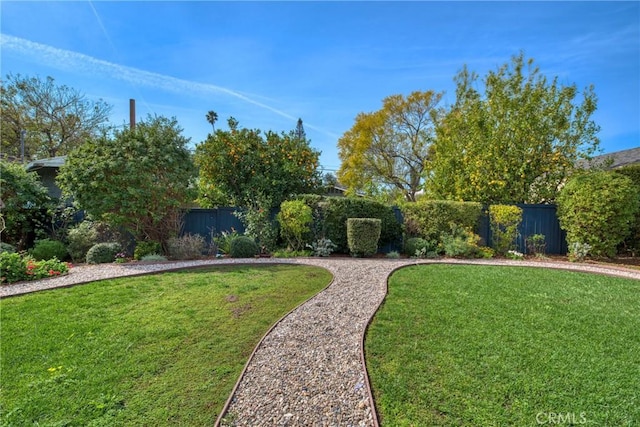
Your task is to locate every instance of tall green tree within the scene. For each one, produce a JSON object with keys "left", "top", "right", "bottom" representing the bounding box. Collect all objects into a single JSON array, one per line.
[
  {"left": 195, "top": 117, "right": 321, "bottom": 209},
  {"left": 57, "top": 115, "right": 196, "bottom": 244},
  {"left": 337, "top": 91, "right": 443, "bottom": 202},
  {"left": 1, "top": 74, "right": 112, "bottom": 160},
  {"left": 426, "top": 53, "right": 600, "bottom": 204}
]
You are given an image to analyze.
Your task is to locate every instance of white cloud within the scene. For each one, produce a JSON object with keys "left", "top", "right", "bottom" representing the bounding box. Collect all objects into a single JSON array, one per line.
[{"left": 0, "top": 33, "right": 338, "bottom": 138}]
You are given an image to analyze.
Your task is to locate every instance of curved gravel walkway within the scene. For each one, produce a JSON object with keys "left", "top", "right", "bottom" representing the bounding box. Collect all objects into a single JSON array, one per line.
[{"left": 2, "top": 258, "right": 639, "bottom": 427}]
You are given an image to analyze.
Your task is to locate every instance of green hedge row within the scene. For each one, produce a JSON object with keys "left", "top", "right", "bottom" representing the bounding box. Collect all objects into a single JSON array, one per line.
[
  {"left": 400, "top": 200, "right": 483, "bottom": 241},
  {"left": 347, "top": 218, "right": 382, "bottom": 257},
  {"left": 293, "top": 195, "right": 402, "bottom": 253}
]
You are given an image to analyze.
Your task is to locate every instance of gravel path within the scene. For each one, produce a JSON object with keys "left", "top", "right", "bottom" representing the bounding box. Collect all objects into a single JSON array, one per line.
[{"left": 2, "top": 257, "right": 639, "bottom": 427}]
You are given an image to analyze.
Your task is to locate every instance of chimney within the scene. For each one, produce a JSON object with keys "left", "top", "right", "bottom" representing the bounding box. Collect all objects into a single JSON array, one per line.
[{"left": 129, "top": 99, "right": 136, "bottom": 130}]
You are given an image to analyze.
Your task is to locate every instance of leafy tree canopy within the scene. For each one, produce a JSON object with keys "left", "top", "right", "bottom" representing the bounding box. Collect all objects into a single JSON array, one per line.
[
  {"left": 338, "top": 90, "right": 443, "bottom": 202},
  {"left": 425, "top": 52, "right": 600, "bottom": 204},
  {"left": 195, "top": 117, "right": 321, "bottom": 209},
  {"left": 1, "top": 74, "right": 112, "bottom": 160},
  {"left": 57, "top": 115, "right": 196, "bottom": 243}
]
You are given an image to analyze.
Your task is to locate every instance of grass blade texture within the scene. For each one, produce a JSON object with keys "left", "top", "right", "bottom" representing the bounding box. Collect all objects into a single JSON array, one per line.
[
  {"left": 1, "top": 265, "right": 331, "bottom": 426},
  {"left": 366, "top": 265, "right": 639, "bottom": 426}
]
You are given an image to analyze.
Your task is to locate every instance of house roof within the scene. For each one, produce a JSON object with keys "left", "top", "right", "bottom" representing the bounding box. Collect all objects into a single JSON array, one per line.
[
  {"left": 25, "top": 156, "right": 67, "bottom": 171},
  {"left": 584, "top": 147, "right": 640, "bottom": 169}
]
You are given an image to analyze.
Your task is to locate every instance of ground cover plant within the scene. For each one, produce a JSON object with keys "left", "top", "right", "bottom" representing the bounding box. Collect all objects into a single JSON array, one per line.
[
  {"left": 366, "top": 264, "right": 639, "bottom": 426},
  {"left": 1, "top": 264, "right": 331, "bottom": 426}
]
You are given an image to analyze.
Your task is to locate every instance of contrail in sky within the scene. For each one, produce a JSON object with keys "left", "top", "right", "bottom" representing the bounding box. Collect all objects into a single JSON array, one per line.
[{"left": 0, "top": 33, "right": 337, "bottom": 136}]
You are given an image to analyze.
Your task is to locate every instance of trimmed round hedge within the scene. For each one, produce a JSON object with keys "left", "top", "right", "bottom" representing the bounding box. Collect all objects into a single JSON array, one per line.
[
  {"left": 86, "top": 242, "right": 121, "bottom": 264},
  {"left": 229, "top": 236, "right": 259, "bottom": 258}
]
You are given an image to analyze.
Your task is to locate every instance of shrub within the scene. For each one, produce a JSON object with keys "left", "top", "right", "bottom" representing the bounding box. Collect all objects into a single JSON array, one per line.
[
  {"left": 86, "top": 242, "right": 121, "bottom": 264},
  {"left": 568, "top": 242, "right": 592, "bottom": 262},
  {"left": 31, "top": 257, "right": 69, "bottom": 278},
  {"left": 401, "top": 200, "right": 483, "bottom": 240},
  {"left": 134, "top": 241, "right": 163, "bottom": 260},
  {"left": 526, "top": 234, "right": 546, "bottom": 257},
  {"left": 615, "top": 165, "right": 640, "bottom": 255},
  {"left": 30, "top": 239, "right": 68, "bottom": 261},
  {"left": 140, "top": 254, "right": 168, "bottom": 262},
  {"left": 1, "top": 252, "right": 70, "bottom": 284},
  {"left": 441, "top": 225, "right": 484, "bottom": 258},
  {"left": 0, "top": 160, "right": 52, "bottom": 249},
  {"left": 277, "top": 200, "right": 313, "bottom": 251},
  {"left": 386, "top": 251, "right": 400, "bottom": 259},
  {"left": 557, "top": 171, "right": 639, "bottom": 258},
  {"left": 167, "top": 234, "right": 205, "bottom": 260},
  {"left": 347, "top": 218, "right": 381, "bottom": 257},
  {"left": 404, "top": 237, "right": 437, "bottom": 257},
  {"left": 324, "top": 197, "right": 401, "bottom": 253},
  {"left": 0, "top": 242, "right": 16, "bottom": 254},
  {"left": 235, "top": 194, "right": 278, "bottom": 254},
  {"left": 1, "top": 252, "right": 27, "bottom": 283},
  {"left": 214, "top": 229, "right": 239, "bottom": 255},
  {"left": 67, "top": 221, "right": 98, "bottom": 262},
  {"left": 271, "top": 249, "right": 312, "bottom": 258},
  {"left": 229, "top": 236, "right": 259, "bottom": 258},
  {"left": 307, "top": 238, "right": 337, "bottom": 257},
  {"left": 489, "top": 205, "right": 523, "bottom": 255}
]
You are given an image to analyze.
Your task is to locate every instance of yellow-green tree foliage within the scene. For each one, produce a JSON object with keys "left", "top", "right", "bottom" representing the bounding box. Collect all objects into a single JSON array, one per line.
[
  {"left": 426, "top": 53, "right": 600, "bottom": 204},
  {"left": 338, "top": 91, "right": 443, "bottom": 202},
  {"left": 489, "top": 204, "right": 523, "bottom": 255},
  {"left": 277, "top": 200, "right": 313, "bottom": 252}
]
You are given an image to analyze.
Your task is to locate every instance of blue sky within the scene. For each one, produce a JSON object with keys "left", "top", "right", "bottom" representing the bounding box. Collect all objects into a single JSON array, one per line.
[{"left": 1, "top": 1, "right": 638, "bottom": 172}]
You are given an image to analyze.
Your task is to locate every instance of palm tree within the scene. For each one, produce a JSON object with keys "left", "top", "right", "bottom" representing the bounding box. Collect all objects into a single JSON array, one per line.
[{"left": 206, "top": 110, "right": 218, "bottom": 132}]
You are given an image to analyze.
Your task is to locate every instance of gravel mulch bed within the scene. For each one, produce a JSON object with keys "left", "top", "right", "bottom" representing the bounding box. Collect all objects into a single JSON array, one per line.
[{"left": 2, "top": 257, "right": 638, "bottom": 427}]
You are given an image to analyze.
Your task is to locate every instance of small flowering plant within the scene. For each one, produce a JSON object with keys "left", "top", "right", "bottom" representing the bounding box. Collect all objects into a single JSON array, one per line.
[
  {"left": 506, "top": 250, "right": 524, "bottom": 260},
  {"left": 1, "top": 252, "right": 71, "bottom": 284}
]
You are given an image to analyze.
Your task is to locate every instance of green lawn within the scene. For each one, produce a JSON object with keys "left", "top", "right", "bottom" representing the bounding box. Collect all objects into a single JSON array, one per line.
[
  {"left": 365, "top": 265, "right": 639, "bottom": 426},
  {"left": 1, "top": 264, "right": 331, "bottom": 426}
]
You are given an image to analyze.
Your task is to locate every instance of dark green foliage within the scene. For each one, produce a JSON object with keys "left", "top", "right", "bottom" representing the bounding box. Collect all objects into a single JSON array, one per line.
[
  {"left": 347, "top": 218, "right": 381, "bottom": 257},
  {"left": 0, "top": 160, "right": 52, "bottom": 249},
  {"left": 57, "top": 115, "right": 196, "bottom": 244},
  {"left": 401, "top": 200, "right": 483, "bottom": 240},
  {"left": 0, "top": 242, "right": 16, "bottom": 254},
  {"left": 66, "top": 221, "right": 98, "bottom": 263},
  {"left": 324, "top": 198, "right": 401, "bottom": 253},
  {"left": 403, "top": 237, "right": 437, "bottom": 257},
  {"left": 526, "top": 234, "right": 546, "bottom": 256},
  {"left": 615, "top": 165, "right": 640, "bottom": 255},
  {"left": 557, "top": 171, "right": 639, "bottom": 257},
  {"left": 86, "top": 242, "right": 121, "bottom": 264},
  {"left": 30, "top": 239, "right": 68, "bottom": 261},
  {"left": 229, "top": 236, "right": 259, "bottom": 258},
  {"left": 134, "top": 241, "right": 163, "bottom": 260}
]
